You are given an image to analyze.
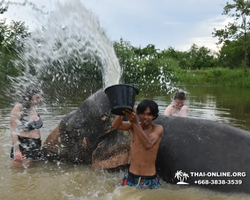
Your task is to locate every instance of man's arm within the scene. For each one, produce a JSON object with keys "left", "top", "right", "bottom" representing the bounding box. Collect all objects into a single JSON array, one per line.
[
  {"left": 132, "top": 123, "right": 163, "bottom": 150},
  {"left": 112, "top": 115, "right": 132, "bottom": 130},
  {"left": 164, "top": 105, "right": 172, "bottom": 116},
  {"left": 182, "top": 105, "right": 189, "bottom": 117},
  {"left": 123, "top": 109, "right": 163, "bottom": 150}
]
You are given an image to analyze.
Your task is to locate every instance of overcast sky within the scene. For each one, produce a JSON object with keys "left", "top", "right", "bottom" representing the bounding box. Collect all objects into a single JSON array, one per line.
[{"left": 1, "top": 0, "right": 234, "bottom": 51}]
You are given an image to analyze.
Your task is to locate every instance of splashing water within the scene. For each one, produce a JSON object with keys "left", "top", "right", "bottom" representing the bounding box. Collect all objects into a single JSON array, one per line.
[{"left": 3, "top": 0, "right": 121, "bottom": 101}]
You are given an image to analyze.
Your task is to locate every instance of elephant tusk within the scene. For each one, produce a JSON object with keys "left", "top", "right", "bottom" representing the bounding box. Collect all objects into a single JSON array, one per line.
[
  {"left": 106, "top": 126, "right": 116, "bottom": 134},
  {"left": 83, "top": 137, "right": 87, "bottom": 149},
  {"left": 101, "top": 116, "right": 107, "bottom": 121},
  {"left": 97, "top": 127, "right": 116, "bottom": 141}
]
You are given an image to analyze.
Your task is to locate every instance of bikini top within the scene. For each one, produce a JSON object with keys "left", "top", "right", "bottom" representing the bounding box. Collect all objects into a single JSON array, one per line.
[{"left": 20, "top": 115, "right": 43, "bottom": 132}]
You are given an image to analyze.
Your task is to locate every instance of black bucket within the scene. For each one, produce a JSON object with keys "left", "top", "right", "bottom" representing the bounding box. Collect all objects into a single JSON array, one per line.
[{"left": 104, "top": 84, "right": 139, "bottom": 115}]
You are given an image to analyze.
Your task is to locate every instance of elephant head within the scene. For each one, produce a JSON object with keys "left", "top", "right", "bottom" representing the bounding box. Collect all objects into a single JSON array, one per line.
[{"left": 43, "top": 90, "right": 130, "bottom": 168}]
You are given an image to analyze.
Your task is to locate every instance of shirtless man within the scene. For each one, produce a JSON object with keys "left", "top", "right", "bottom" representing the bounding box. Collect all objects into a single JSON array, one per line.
[
  {"left": 164, "top": 91, "right": 189, "bottom": 117},
  {"left": 112, "top": 99, "right": 163, "bottom": 189}
]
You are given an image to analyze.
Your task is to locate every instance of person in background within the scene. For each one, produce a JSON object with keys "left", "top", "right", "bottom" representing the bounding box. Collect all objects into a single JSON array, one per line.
[
  {"left": 112, "top": 99, "right": 163, "bottom": 189},
  {"left": 10, "top": 84, "right": 43, "bottom": 167},
  {"left": 164, "top": 91, "right": 189, "bottom": 117}
]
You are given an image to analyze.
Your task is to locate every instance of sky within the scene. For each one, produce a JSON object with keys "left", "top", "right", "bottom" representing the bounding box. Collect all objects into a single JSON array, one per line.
[{"left": 0, "top": 0, "right": 235, "bottom": 51}]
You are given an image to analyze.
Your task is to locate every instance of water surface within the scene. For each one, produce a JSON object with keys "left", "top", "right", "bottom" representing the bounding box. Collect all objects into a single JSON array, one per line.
[{"left": 0, "top": 84, "right": 250, "bottom": 199}]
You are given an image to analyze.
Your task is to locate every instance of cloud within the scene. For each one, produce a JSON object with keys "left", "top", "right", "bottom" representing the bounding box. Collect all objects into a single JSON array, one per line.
[
  {"left": 173, "top": 14, "right": 234, "bottom": 51},
  {"left": 164, "top": 21, "right": 185, "bottom": 25},
  {"left": 1, "top": 0, "right": 236, "bottom": 51}
]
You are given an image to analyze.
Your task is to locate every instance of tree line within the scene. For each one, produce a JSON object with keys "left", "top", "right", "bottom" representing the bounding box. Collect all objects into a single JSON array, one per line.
[
  {"left": 0, "top": 0, "right": 250, "bottom": 86},
  {"left": 0, "top": 7, "right": 30, "bottom": 84}
]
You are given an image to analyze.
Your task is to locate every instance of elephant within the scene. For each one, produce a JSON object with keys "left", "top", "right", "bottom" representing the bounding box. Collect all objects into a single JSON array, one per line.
[
  {"left": 43, "top": 89, "right": 130, "bottom": 168},
  {"left": 43, "top": 89, "right": 250, "bottom": 195}
]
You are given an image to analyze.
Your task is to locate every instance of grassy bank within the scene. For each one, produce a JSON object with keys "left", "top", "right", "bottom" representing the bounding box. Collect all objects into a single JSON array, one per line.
[{"left": 171, "top": 67, "right": 250, "bottom": 88}]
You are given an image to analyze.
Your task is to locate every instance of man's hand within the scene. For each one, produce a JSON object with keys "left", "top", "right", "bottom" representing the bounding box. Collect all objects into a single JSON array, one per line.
[{"left": 123, "top": 108, "right": 138, "bottom": 124}]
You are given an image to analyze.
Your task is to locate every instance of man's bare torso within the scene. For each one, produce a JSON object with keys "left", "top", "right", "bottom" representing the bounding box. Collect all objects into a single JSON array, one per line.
[
  {"left": 166, "top": 104, "right": 188, "bottom": 117},
  {"left": 129, "top": 124, "right": 161, "bottom": 176}
]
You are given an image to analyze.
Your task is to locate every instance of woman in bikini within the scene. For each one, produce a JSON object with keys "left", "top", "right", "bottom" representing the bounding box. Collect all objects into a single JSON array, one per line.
[{"left": 10, "top": 84, "right": 43, "bottom": 167}]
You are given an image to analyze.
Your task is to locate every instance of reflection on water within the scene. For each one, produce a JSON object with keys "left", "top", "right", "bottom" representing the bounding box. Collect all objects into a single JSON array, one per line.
[{"left": 1, "top": 85, "right": 250, "bottom": 200}]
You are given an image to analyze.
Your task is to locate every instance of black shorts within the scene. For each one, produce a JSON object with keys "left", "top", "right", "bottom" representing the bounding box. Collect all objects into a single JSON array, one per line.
[{"left": 10, "top": 136, "right": 43, "bottom": 160}]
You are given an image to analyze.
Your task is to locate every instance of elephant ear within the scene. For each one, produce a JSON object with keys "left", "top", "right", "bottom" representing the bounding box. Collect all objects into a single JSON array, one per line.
[{"left": 92, "top": 130, "right": 131, "bottom": 169}]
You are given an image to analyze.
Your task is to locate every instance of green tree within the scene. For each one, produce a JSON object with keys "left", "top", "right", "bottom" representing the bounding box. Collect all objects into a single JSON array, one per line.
[
  {"left": 113, "top": 38, "right": 179, "bottom": 84},
  {"left": 213, "top": 0, "right": 250, "bottom": 69},
  {"left": 219, "top": 34, "right": 250, "bottom": 68},
  {"left": 160, "top": 45, "right": 218, "bottom": 70},
  {"left": 160, "top": 47, "right": 191, "bottom": 69},
  {"left": 113, "top": 38, "right": 139, "bottom": 83},
  {"left": 188, "top": 44, "right": 218, "bottom": 69},
  {"left": 0, "top": 7, "right": 30, "bottom": 84}
]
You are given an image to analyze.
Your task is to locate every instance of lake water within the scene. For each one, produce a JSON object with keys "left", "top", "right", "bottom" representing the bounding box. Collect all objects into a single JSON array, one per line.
[{"left": 0, "top": 84, "right": 250, "bottom": 200}]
